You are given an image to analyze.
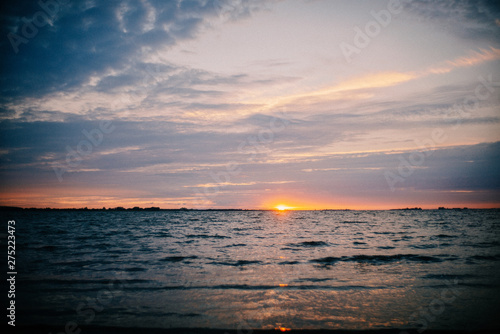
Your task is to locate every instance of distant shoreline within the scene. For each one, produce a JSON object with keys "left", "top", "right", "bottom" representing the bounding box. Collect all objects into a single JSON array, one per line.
[{"left": 1, "top": 206, "right": 499, "bottom": 211}]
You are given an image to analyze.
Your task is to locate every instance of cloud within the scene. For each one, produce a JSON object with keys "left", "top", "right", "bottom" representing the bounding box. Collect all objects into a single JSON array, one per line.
[
  {"left": 1, "top": 111, "right": 499, "bottom": 208},
  {"left": 389, "top": 142, "right": 500, "bottom": 192},
  {"left": 332, "top": 72, "right": 417, "bottom": 91},
  {"left": 427, "top": 47, "right": 500, "bottom": 74},
  {"left": 0, "top": 0, "right": 268, "bottom": 104},
  {"left": 282, "top": 46, "right": 500, "bottom": 111},
  {"left": 332, "top": 48, "right": 500, "bottom": 93},
  {"left": 404, "top": 0, "right": 500, "bottom": 42}
]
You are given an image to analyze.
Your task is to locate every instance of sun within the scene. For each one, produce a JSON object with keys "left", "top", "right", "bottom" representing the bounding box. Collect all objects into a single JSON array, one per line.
[{"left": 275, "top": 205, "right": 293, "bottom": 211}]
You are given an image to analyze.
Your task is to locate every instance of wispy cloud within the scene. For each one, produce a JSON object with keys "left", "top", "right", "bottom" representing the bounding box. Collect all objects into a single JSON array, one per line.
[
  {"left": 332, "top": 72, "right": 418, "bottom": 91},
  {"left": 258, "top": 46, "right": 499, "bottom": 114},
  {"left": 427, "top": 47, "right": 500, "bottom": 74}
]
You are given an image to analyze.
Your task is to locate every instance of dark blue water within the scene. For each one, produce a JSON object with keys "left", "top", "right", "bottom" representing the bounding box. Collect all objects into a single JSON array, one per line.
[{"left": 3, "top": 209, "right": 500, "bottom": 330}]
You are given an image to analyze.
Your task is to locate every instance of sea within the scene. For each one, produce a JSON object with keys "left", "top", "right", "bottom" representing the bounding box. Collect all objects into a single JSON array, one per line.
[{"left": 2, "top": 209, "right": 500, "bottom": 331}]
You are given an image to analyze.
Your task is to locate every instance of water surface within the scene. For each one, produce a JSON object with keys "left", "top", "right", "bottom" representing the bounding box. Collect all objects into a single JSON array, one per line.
[{"left": 5, "top": 209, "right": 500, "bottom": 330}]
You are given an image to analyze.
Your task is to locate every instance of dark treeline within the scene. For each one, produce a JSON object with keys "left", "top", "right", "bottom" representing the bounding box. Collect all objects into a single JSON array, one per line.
[{"left": 0, "top": 206, "right": 253, "bottom": 211}]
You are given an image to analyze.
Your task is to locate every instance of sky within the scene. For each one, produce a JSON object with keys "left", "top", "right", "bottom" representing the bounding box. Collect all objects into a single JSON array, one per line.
[{"left": 0, "top": 0, "right": 499, "bottom": 210}]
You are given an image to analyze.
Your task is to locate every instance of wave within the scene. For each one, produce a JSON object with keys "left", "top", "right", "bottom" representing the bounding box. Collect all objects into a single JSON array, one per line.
[
  {"left": 278, "top": 261, "right": 301, "bottom": 265},
  {"left": 434, "top": 234, "right": 456, "bottom": 239},
  {"left": 185, "top": 234, "right": 230, "bottom": 239},
  {"left": 164, "top": 312, "right": 201, "bottom": 318},
  {"left": 468, "top": 241, "right": 500, "bottom": 248},
  {"left": 287, "top": 241, "right": 329, "bottom": 248},
  {"left": 208, "top": 260, "right": 262, "bottom": 267},
  {"left": 311, "top": 254, "right": 445, "bottom": 266},
  {"left": 155, "top": 232, "right": 173, "bottom": 237},
  {"left": 114, "top": 284, "right": 394, "bottom": 291},
  {"left": 468, "top": 254, "right": 500, "bottom": 262},
  {"left": 159, "top": 255, "right": 198, "bottom": 262},
  {"left": 125, "top": 267, "right": 147, "bottom": 272},
  {"left": 422, "top": 274, "right": 475, "bottom": 280},
  {"left": 221, "top": 243, "right": 247, "bottom": 248},
  {"left": 19, "top": 278, "right": 153, "bottom": 285},
  {"left": 410, "top": 244, "right": 438, "bottom": 249},
  {"left": 102, "top": 310, "right": 202, "bottom": 317},
  {"left": 35, "top": 245, "right": 57, "bottom": 251},
  {"left": 293, "top": 277, "right": 332, "bottom": 283}
]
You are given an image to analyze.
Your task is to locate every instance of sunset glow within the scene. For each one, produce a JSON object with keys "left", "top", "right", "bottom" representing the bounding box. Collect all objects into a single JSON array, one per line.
[
  {"left": 275, "top": 205, "right": 294, "bottom": 211},
  {"left": 1, "top": 0, "right": 499, "bottom": 210}
]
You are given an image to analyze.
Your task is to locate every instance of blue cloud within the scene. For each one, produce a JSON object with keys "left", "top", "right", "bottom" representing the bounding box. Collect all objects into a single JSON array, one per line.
[
  {"left": 0, "top": 0, "right": 264, "bottom": 104},
  {"left": 405, "top": 0, "right": 500, "bottom": 42}
]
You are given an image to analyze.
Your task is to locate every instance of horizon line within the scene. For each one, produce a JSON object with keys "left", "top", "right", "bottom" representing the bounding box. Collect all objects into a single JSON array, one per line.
[{"left": 1, "top": 205, "right": 497, "bottom": 211}]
